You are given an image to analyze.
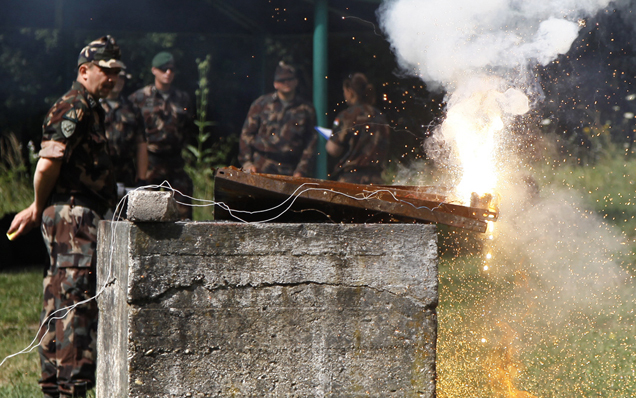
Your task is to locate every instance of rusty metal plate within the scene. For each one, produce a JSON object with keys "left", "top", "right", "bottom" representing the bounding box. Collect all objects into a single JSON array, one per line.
[{"left": 213, "top": 167, "right": 497, "bottom": 233}]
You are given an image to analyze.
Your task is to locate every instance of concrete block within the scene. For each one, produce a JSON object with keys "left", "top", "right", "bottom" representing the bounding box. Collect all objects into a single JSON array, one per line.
[
  {"left": 126, "top": 190, "right": 179, "bottom": 222},
  {"left": 97, "top": 222, "right": 438, "bottom": 397}
]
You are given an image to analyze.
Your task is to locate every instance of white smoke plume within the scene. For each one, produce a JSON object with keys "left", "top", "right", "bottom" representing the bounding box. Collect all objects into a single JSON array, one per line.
[
  {"left": 378, "top": 0, "right": 611, "bottom": 90},
  {"left": 379, "top": 0, "right": 615, "bottom": 204}
]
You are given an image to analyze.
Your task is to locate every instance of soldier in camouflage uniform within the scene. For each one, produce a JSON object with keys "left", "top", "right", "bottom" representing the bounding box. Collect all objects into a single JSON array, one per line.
[
  {"left": 101, "top": 71, "right": 147, "bottom": 188},
  {"left": 7, "top": 36, "right": 123, "bottom": 398},
  {"left": 326, "top": 73, "right": 390, "bottom": 184},
  {"left": 129, "top": 51, "right": 194, "bottom": 219},
  {"left": 239, "top": 61, "right": 317, "bottom": 177}
]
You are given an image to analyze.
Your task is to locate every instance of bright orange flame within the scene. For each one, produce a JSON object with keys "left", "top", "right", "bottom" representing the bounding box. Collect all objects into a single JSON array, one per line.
[{"left": 485, "top": 322, "right": 539, "bottom": 398}]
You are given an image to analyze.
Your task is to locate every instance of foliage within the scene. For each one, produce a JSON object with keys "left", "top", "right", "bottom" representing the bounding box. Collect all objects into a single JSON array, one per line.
[
  {"left": 184, "top": 55, "right": 238, "bottom": 221},
  {"left": 535, "top": 135, "right": 636, "bottom": 240},
  {"left": 0, "top": 134, "right": 33, "bottom": 218},
  {"left": 184, "top": 55, "right": 217, "bottom": 175}
]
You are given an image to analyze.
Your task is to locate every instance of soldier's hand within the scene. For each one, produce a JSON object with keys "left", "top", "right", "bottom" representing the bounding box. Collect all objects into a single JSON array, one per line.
[
  {"left": 243, "top": 164, "right": 257, "bottom": 173},
  {"left": 6, "top": 204, "right": 41, "bottom": 241}
]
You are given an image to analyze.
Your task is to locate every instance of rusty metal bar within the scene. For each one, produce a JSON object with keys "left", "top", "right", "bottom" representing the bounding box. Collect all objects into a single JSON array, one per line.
[{"left": 213, "top": 167, "right": 496, "bottom": 232}]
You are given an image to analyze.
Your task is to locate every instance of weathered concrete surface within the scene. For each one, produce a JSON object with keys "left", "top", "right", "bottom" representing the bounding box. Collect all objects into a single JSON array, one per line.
[
  {"left": 97, "top": 222, "right": 438, "bottom": 397},
  {"left": 127, "top": 190, "right": 179, "bottom": 222}
]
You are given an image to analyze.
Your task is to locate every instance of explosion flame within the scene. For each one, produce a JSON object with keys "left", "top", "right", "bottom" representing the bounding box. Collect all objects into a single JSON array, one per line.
[{"left": 378, "top": 0, "right": 630, "bottom": 396}]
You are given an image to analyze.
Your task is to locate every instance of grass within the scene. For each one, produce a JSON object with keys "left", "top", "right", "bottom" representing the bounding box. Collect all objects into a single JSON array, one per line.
[
  {"left": 436, "top": 253, "right": 636, "bottom": 397},
  {"left": 535, "top": 149, "right": 636, "bottom": 241},
  {"left": 0, "top": 267, "right": 97, "bottom": 398},
  {"left": 0, "top": 171, "right": 31, "bottom": 218},
  {"left": 0, "top": 267, "right": 43, "bottom": 397},
  {"left": 0, "top": 135, "right": 34, "bottom": 217}
]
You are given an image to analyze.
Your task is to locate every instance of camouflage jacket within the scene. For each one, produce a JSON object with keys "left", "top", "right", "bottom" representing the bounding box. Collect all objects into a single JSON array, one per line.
[
  {"left": 128, "top": 85, "right": 194, "bottom": 157},
  {"left": 239, "top": 92, "right": 317, "bottom": 177},
  {"left": 329, "top": 103, "right": 390, "bottom": 180},
  {"left": 101, "top": 95, "right": 146, "bottom": 186},
  {"left": 39, "top": 81, "right": 116, "bottom": 209}
]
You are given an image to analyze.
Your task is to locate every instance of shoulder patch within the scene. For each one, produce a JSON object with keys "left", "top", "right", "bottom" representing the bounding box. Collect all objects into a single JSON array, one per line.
[{"left": 61, "top": 120, "right": 76, "bottom": 137}]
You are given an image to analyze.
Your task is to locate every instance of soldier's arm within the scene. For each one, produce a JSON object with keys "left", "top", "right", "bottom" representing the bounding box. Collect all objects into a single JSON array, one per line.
[
  {"left": 238, "top": 100, "right": 261, "bottom": 172},
  {"left": 7, "top": 157, "right": 62, "bottom": 239},
  {"left": 293, "top": 106, "right": 318, "bottom": 177},
  {"left": 134, "top": 104, "right": 149, "bottom": 182},
  {"left": 136, "top": 141, "right": 149, "bottom": 182},
  {"left": 326, "top": 109, "right": 353, "bottom": 158},
  {"left": 7, "top": 91, "right": 80, "bottom": 240}
]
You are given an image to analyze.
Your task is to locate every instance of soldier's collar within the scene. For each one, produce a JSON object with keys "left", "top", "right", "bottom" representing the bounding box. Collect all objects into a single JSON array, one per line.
[
  {"left": 273, "top": 92, "right": 298, "bottom": 105},
  {"left": 72, "top": 81, "right": 99, "bottom": 108},
  {"left": 151, "top": 85, "right": 172, "bottom": 96},
  {"left": 101, "top": 97, "right": 122, "bottom": 109}
]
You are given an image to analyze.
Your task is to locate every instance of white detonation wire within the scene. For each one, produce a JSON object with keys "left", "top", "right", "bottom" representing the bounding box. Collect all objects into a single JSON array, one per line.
[{"left": 0, "top": 180, "right": 445, "bottom": 367}]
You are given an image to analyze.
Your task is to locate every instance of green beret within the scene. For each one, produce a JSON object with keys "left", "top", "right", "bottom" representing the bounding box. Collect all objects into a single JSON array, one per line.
[{"left": 152, "top": 52, "right": 175, "bottom": 68}]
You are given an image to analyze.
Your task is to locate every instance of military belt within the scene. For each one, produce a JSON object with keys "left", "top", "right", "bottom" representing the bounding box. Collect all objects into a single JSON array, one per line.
[{"left": 49, "top": 193, "right": 111, "bottom": 218}]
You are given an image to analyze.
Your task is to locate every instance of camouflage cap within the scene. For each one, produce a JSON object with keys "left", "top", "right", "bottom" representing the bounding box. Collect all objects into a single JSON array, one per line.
[
  {"left": 274, "top": 61, "right": 296, "bottom": 82},
  {"left": 77, "top": 35, "right": 125, "bottom": 69},
  {"left": 152, "top": 52, "right": 175, "bottom": 69}
]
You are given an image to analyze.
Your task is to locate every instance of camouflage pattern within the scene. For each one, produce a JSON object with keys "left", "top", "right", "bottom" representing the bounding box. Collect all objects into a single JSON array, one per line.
[
  {"left": 239, "top": 92, "right": 317, "bottom": 177},
  {"left": 39, "top": 204, "right": 100, "bottom": 398},
  {"left": 77, "top": 35, "right": 125, "bottom": 69},
  {"left": 101, "top": 95, "right": 146, "bottom": 187},
  {"left": 329, "top": 103, "right": 390, "bottom": 184},
  {"left": 36, "top": 80, "right": 116, "bottom": 397},
  {"left": 39, "top": 81, "right": 117, "bottom": 210},
  {"left": 129, "top": 85, "right": 194, "bottom": 219},
  {"left": 128, "top": 85, "right": 194, "bottom": 156}
]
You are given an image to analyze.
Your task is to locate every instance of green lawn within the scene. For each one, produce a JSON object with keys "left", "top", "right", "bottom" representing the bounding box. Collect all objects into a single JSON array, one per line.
[
  {"left": 437, "top": 252, "right": 636, "bottom": 397},
  {"left": 0, "top": 267, "right": 43, "bottom": 397},
  {"left": 0, "top": 267, "right": 97, "bottom": 398}
]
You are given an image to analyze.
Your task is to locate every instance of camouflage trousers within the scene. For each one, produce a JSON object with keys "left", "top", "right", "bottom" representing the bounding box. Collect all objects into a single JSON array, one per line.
[
  {"left": 147, "top": 156, "right": 193, "bottom": 220},
  {"left": 39, "top": 205, "right": 100, "bottom": 398}
]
